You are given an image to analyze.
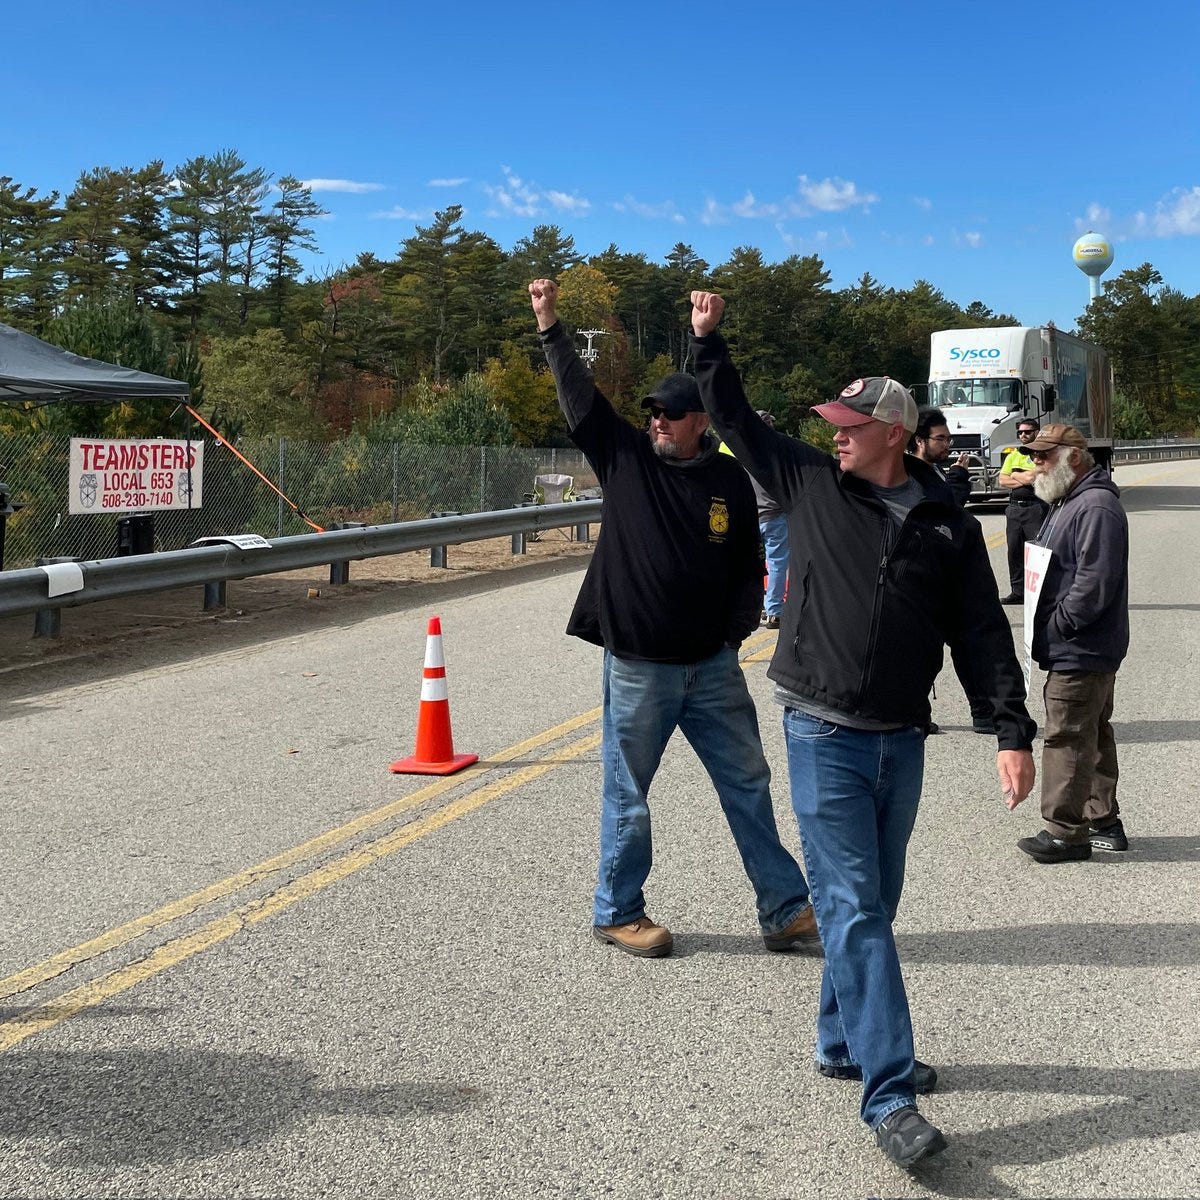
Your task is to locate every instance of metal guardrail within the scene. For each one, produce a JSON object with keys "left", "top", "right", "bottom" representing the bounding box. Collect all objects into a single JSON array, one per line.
[
  {"left": 0, "top": 500, "right": 602, "bottom": 622},
  {"left": 1113, "top": 442, "right": 1200, "bottom": 464}
]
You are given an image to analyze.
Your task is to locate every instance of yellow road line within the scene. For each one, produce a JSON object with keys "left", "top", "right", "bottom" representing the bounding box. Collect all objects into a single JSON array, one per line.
[
  {"left": 2, "top": 632, "right": 772, "bottom": 1011},
  {"left": 0, "top": 706, "right": 602, "bottom": 1002},
  {"left": 0, "top": 731, "right": 603, "bottom": 1054}
]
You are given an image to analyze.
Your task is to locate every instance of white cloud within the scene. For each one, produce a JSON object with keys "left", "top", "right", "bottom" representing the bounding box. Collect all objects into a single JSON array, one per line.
[
  {"left": 1073, "top": 202, "right": 1112, "bottom": 234},
  {"left": 546, "top": 190, "right": 591, "bottom": 215},
  {"left": 732, "top": 191, "right": 782, "bottom": 220},
  {"left": 371, "top": 205, "right": 431, "bottom": 220},
  {"left": 1079, "top": 189, "right": 1200, "bottom": 241},
  {"left": 913, "top": 196, "right": 933, "bottom": 211},
  {"left": 612, "top": 195, "right": 686, "bottom": 224},
  {"left": 1146, "top": 186, "right": 1200, "bottom": 236},
  {"left": 923, "top": 234, "right": 936, "bottom": 246},
  {"left": 481, "top": 166, "right": 540, "bottom": 217},
  {"left": 428, "top": 177, "right": 469, "bottom": 187},
  {"left": 301, "top": 178, "right": 385, "bottom": 194},
  {"left": 797, "top": 175, "right": 878, "bottom": 212},
  {"left": 954, "top": 230, "right": 984, "bottom": 248},
  {"left": 481, "top": 166, "right": 590, "bottom": 219},
  {"left": 778, "top": 226, "right": 853, "bottom": 250},
  {"left": 700, "top": 175, "right": 877, "bottom": 226}
]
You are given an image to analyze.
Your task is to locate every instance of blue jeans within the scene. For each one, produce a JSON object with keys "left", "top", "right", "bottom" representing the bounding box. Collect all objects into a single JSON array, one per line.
[
  {"left": 783, "top": 708, "right": 925, "bottom": 1129},
  {"left": 596, "top": 647, "right": 810, "bottom": 932},
  {"left": 760, "top": 514, "right": 789, "bottom": 618}
]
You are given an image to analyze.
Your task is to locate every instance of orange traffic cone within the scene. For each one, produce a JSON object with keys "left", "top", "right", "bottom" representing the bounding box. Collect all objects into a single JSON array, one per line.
[{"left": 389, "top": 615, "right": 479, "bottom": 776}]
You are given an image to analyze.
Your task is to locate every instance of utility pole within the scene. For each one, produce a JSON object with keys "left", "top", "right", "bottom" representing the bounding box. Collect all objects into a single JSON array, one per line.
[{"left": 577, "top": 329, "right": 607, "bottom": 369}]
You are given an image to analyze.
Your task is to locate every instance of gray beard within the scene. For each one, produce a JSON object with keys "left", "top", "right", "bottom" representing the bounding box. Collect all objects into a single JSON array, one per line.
[
  {"left": 650, "top": 433, "right": 685, "bottom": 459},
  {"left": 1034, "top": 455, "right": 1077, "bottom": 503}
]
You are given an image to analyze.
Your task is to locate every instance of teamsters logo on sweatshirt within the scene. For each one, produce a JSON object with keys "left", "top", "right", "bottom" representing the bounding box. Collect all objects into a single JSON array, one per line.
[{"left": 708, "top": 499, "right": 730, "bottom": 539}]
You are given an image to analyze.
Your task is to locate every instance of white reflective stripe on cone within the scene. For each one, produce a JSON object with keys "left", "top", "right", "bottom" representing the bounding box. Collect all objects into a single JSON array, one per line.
[
  {"left": 423, "top": 637, "right": 446, "bottom": 669},
  {"left": 420, "top": 677, "right": 450, "bottom": 702}
]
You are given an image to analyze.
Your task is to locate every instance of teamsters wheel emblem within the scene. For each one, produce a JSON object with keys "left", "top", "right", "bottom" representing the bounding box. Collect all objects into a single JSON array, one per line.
[
  {"left": 78, "top": 473, "right": 98, "bottom": 509},
  {"left": 709, "top": 500, "right": 730, "bottom": 537},
  {"left": 176, "top": 472, "right": 193, "bottom": 504}
]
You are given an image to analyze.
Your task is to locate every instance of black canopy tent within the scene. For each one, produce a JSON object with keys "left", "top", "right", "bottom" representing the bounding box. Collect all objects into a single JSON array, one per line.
[
  {"left": 0, "top": 321, "right": 191, "bottom": 569},
  {"left": 0, "top": 321, "right": 190, "bottom": 405}
]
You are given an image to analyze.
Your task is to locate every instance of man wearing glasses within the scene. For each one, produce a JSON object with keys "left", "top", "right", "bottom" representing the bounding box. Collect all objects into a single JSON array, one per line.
[
  {"left": 689, "top": 290, "right": 1035, "bottom": 1168},
  {"left": 998, "top": 420, "right": 1048, "bottom": 604},
  {"left": 527, "top": 279, "right": 818, "bottom": 961}
]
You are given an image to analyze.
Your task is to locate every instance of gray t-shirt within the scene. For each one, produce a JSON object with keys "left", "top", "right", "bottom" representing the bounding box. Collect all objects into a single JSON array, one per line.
[
  {"left": 774, "top": 472, "right": 926, "bottom": 731},
  {"left": 870, "top": 474, "right": 925, "bottom": 528}
]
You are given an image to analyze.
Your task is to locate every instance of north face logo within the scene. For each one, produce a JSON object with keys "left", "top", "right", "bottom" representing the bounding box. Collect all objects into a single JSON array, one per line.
[{"left": 935, "top": 524, "right": 953, "bottom": 540}]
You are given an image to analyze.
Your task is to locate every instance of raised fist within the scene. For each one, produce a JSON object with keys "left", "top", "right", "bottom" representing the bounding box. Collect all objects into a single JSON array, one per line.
[
  {"left": 529, "top": 279, "right": 559, "bottom": 331},
  {"left": 691, "top": 291, "right": 725, "bottom": 337}
]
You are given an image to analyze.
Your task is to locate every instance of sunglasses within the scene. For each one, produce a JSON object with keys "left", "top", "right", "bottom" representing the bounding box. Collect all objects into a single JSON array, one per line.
[
  {"left": 1028, "top": 448, "right": 1054, "bottom": 462},
  {"left": 1017, "top": 428, "right": 1037, "bottom": 436},
  {"left": 648, "top": 405, "right": 691, "bottom": 421}
]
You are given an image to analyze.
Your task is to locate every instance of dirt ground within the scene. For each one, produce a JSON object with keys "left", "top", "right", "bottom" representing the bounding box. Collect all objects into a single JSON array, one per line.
[{"left": 0, "top": 533, "right": 594, "bottom": 677}]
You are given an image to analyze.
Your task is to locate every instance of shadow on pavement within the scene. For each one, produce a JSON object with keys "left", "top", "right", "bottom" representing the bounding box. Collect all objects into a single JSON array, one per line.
[
  {"left": 0, "top": 1047, "right": 485, "bottom": 1166},
  {"left": 916, "top": 1062, "right": 1199, "bottom": 1198},
  {"left": 1121, "top": 483, "right": 1200, "bottom": 512},
  {"left": 1112, "top": 720, "right": 1200, "bottom": 742},
  {"left": 677, "top": 913, "right": 1200, "bottom": 965},
  {"left": 896, "top": 917, "right": 1200, "bottom": 967}
]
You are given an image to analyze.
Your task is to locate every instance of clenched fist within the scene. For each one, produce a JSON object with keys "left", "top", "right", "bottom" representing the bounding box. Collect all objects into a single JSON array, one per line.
[
  {"left": 529, "top": 279, "right": 559, "bottom": 331},
  {"left": 690, "top": 291, "right": 725, "bottom": 337}
]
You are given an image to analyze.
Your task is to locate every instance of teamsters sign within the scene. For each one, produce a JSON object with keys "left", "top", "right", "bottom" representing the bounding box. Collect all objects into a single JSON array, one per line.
[{"left": 68, "top": 438, "right": 205, "bottom": 515}]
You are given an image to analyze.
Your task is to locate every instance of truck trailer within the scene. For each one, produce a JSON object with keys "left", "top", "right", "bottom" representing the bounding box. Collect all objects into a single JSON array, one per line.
[{"left": 925, "top": 326, "right": 1114, "bottom": 500}]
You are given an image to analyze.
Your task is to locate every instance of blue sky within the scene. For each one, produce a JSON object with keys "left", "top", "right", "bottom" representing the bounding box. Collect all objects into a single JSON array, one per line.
[{"left": 5, "top": 0, "right": 1198, "bottom": 332}]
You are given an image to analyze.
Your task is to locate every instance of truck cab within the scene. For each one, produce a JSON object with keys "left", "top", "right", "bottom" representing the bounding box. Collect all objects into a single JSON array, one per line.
[{"left": 926, "top": 326, "right": 1112, "bottom": 500}]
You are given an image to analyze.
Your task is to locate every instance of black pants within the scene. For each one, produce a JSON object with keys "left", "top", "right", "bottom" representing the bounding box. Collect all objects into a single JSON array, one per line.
[{"left": 1006, "top": 501, "right": 1048, "bottom": 595}]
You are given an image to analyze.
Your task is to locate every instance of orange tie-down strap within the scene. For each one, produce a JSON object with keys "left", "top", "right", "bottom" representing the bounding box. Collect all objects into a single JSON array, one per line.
[{"left": 185, "top": 405, "right": 325, "bottom": 533}]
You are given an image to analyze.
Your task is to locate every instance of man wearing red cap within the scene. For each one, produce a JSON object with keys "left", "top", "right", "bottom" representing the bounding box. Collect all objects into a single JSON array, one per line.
[{"left": 689, "top": 290, "right": 1036, "bottom": 1168}]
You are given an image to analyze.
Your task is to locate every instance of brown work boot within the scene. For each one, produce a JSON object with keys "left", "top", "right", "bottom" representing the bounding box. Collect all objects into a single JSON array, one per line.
[
  {"left": 762, "top": 905, "right": 823, "bottom": 954},
  {"left": 592, "top": 916, "right": 673, "bottom": 958}
]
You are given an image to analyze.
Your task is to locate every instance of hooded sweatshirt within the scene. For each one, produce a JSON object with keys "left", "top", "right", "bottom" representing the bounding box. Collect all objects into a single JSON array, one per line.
[
  {"left": 539, "top": 321, "right": 763, "bottom": 662},
  {"left": 1031, "top": 467, "right": 1129, "bottom": 673}
]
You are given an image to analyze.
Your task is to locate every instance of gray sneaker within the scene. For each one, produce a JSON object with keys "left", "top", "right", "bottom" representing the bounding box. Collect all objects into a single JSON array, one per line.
[{"left": 874, "top": 1106, "right": 947, "bottom": 1167}]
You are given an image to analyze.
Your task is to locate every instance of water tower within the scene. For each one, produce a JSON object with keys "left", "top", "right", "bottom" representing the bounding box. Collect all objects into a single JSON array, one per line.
[{"left": 1073, "top": 231, "right": 1114, "bottom": 303}]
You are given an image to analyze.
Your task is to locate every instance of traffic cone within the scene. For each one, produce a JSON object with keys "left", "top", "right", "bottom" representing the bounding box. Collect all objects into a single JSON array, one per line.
[{"left": 389, "top": 615, "right": 479, "bottom": 776}]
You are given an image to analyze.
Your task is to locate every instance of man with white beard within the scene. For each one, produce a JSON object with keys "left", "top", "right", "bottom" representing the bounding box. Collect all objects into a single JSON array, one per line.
[{"left": 1017, "top": 423, "right": 1131, "bottom": 863}]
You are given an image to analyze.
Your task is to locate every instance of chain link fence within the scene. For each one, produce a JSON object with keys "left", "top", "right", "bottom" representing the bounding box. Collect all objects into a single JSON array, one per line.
[{"left": 0, "top": 433, "right": 597, "bottom": 570}]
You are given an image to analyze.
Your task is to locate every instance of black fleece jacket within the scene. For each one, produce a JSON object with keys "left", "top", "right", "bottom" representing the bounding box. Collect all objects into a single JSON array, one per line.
[
  {"left": 692, "top": 331, "right": 1036, "bottom": 750},
  {"left": 540, "top": 322, "right": 762, "bottom": 662}
]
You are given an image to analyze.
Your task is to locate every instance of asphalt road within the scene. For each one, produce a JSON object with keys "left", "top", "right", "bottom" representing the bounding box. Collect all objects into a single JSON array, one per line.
[{"left": 1, "top": 460, "right": 1198, "bottom": 1199}]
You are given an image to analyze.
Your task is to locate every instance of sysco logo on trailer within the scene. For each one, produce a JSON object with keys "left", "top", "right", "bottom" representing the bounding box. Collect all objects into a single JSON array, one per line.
[{"left": 948, "top": 347, "right": 1002, "bottom": 361}]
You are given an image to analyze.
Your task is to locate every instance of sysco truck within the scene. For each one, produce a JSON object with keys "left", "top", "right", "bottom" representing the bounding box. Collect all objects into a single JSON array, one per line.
[{"left": 925, "top": 327, "right": 1114, "bottom": 500}]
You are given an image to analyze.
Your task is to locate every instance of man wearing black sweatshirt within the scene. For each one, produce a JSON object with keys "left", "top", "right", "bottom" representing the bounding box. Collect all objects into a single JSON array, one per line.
[
  {"left": 689, "top": 289, "right": 1036, "bottom": 1168},
  {"left": 529, "top": 279, "right": 817, "bottom": 961}
]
